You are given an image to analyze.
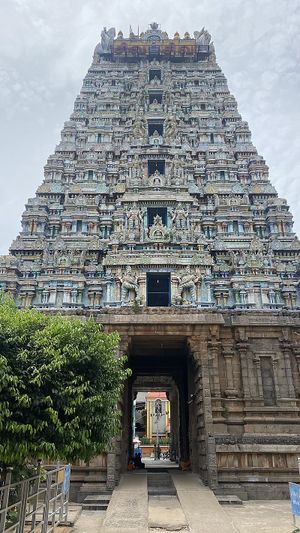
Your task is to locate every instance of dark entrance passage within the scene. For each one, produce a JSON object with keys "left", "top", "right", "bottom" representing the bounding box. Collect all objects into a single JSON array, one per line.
[
  {"left": 124, "top": 335, "right": 190, "bottom": 472},
  {"left": 147, "top": 272, "right": 170, "bottom": 307}
]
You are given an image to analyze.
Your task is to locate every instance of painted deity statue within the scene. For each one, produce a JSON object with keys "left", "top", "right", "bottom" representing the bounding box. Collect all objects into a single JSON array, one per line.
[
  {"left": 178, "top": 266, "right": 198, "bottom": 303},
  {"left": 121, "top": 266, "right": 139, "bottom": 303}
]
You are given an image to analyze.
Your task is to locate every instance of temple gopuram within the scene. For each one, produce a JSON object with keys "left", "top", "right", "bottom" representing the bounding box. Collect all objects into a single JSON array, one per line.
[{"left": 1, "top": 23, "right": 300, "bottom": 500}]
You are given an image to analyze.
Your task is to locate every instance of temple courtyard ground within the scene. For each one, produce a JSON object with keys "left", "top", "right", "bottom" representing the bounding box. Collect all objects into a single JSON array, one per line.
[
  {"left": 67, "top": 472, "right": 297, "bottom": 533},
  {"left": 71, "top": 500, "right": 295, "bottom": 533}
]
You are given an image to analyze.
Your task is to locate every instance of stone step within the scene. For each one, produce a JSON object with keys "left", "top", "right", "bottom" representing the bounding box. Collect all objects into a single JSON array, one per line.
[
  {"left": 214, "top": 484, "right": 248, "bottom": 501},
  {"left": 81, "top": 502, "right": 108, "bottom": 511},
  {"left": 82, "top": 494, "right": 111, "bottom": 510},
  {"left": 147, "top": 472, "right": 177, "bottom": 496},
  {"left": 84, "top": 495, "right": 111, "bottom": 504},
  {"left": 77, "top": 485, "right": 111, "bottom": 503},
  {"left": 79, "top": 483, "right": 108, "bottom": 492},
  {"left": 148, "top": 487, "right": 177, "bottom": 496},
  {"left": 147, "top": 479, "right": 173, "bottom": 485},
  {"left": 216, "top": 495, "right": 243, "bottom": 506},
  {"left": 83, "top": 475, "right": 107, "bottom": 482}
]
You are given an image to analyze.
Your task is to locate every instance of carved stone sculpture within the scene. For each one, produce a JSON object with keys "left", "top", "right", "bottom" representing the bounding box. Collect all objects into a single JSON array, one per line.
[
  {"left": 121, "top": 266, "right": 139, "bottom": 303},
  {"left": 194, "top": 28, "right": 211, "bottom": 45},
  {"left": 177, "top": 266, "right": 198, "bottom": 304}
]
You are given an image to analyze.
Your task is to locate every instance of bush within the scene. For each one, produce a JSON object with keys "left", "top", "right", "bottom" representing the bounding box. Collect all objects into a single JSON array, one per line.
[{"left": 0, "top": 295, "right": 130, "bottom": 469}]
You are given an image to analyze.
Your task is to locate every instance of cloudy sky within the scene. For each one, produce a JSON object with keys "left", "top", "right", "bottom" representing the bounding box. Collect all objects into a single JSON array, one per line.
[{"left": 0, "top": 0, "right": 299, "bottom": 254}]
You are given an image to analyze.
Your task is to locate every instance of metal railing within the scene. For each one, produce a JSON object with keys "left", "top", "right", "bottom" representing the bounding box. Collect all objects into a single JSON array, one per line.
[{"left": 0, "top": 464, "right": 70, "bottom": 533}]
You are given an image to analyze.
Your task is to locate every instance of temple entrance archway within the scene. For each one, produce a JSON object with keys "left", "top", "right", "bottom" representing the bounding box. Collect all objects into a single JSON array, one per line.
[
  {"left": 101, "top": 314, "right": 223, "bottom": 491},
  {"left": 119, "top": 335, "right": 192, "bottom": 473}
]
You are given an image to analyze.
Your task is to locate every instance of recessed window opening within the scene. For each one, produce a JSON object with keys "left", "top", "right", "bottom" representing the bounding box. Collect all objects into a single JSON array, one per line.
[
  {"left": 149, "top": 92, "right": 163, "bottom": 104},
  {"left": 147, "top": 207, "right": 167, "bottom": 228},
  {"left": 147, "top": 272, "right": 170, "bottom": 307},
  {"left": 148, "top": 160, "right": 165, "bottom": 176},
  {"left": 148, "top": 123, "right": 163, "bottom": 136},
  {"left": 210, "top": 133, "right": 214, "bottom": 144},
  {"left": 149, "top": 69, "right": 161, "bottom": 81},
  {"left": 200, "top": 103, "right": 206, "bottom": 110}
]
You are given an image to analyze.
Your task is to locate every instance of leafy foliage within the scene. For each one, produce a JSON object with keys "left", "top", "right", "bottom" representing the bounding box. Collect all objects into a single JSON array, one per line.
[{"left": 0, "top": 295, "right": 129, "bottom": 467}]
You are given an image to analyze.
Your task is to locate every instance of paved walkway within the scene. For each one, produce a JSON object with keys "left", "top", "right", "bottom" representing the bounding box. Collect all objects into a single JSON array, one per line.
[
  {"left": 100, "top": 471, "right": 148, "bottom": 533},
  {"left": 72, "top": 473, "right": 297, "bottom": 533},
  {"left": 223, "top": 500, "right": 296, "bottom": 533},
  {"left": 171, "top": 471, "right": 238, "bottom": 533},
  {"left": 74, "top": 470, "right": 238, "bottom": 533}
]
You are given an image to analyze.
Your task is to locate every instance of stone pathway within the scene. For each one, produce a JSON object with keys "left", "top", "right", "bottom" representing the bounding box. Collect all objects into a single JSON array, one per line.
[
  {"left": 148, "top": 495, "right": 187, "bottom": 530},
  {"left": 100, "top": 471, "right": 148, "bottom": 533},
  {"left": 171, "top": 471, "right": 238, "bottom": 533},
  {"left": 73, "top": 510, "right": 105, "bottom": 533},
  {"left": 223, "top": 500, "right": 296, "bottom": 533},
  {"left": 72, "top": 473, "right": 297, "bottom": 533}
]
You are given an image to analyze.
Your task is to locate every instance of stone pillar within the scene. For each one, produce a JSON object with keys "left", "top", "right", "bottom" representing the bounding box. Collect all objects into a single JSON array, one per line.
[
  {"left": 272, "top": 357, "right": 281, "bottom": 400},
  {"left": 170, "top": 388, "right": 180, "bottom": 461},
  {"left": 293, "top": 347, "right": 300, "bottom": 375},
  {"left": 253, "top": 357, "right": 263, "bottom": 399},
  {"left": 115, "top": 279, "right": 122, "bottom": 302},
  {"left": 171, "top": 274, "right": 179, "bottom": 305},
  {"left": 236, "top": 341, "right": 251, "bottom": 400},
  {"left": 177, "top": 378, "right": 189, "bottom": 462},
  {"left": 208, "top": 340, "right": 221, "bottom": 398},
  {"left": 188, "top": 336, "right": 218, "bottom": 489},
  {"left": 280, "top": 341, "right": 296, "bottom": 399},
  {"left": 106, "top": 334, "right": 131, "bottom": 490},
  {"left": 223, "top": 345, "right": 238, "bottom": 398},
  {"left": 106, "top": 281, "right": 112, "bottom": 303},
  {"left": 138, "top": 274, "right": 146, "bottom": 305},
  {"left": 106, "top": 447, "right": 117, "bottom": 490}
]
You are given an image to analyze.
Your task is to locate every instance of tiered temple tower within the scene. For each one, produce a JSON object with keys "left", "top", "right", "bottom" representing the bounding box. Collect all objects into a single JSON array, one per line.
[
  {"left": 1, "top": 23, "right": 299, "bottom": 310},
  {"left": 1, "top": 24, "right": 300, "bottom": 499}
]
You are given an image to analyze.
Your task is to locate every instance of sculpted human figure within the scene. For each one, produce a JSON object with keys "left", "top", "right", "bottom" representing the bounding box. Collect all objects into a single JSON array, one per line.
[
  {"left": 132, "top": 154, "right": 142, "bottom": 178},
  {"left": 164, "top": 115, "right": 177, "bottom": 141},
  {"left": 100, "top": 27, "right": 116, "bottom": 52},
  {"left": 133, "top": 116, "right": 146, "bottom": 139},
  {"left": 178, "top": 266, "right": 197, "bottom": 303},
  {"left": 127, "top": 203, "right": 142, "bottom": 230},
  {"left": 171, "top": 154, "right": 181, "bottom": 179},
  {"left": 194, "top": 28, "right": 211, "bottom": 45},
  {"left": 121, "top": 266, "right": 139, "bottom": 303},
  {"left": 172, "top": 204, "right": 188, "bottom": 229}
]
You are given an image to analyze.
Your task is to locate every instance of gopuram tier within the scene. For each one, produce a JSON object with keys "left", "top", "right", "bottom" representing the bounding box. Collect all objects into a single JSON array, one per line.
[{"left": 1, "top": 23, "right": 299, "bottom": 310}]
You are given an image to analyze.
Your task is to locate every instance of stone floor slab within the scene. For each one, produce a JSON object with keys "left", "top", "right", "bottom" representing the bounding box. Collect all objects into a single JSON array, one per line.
[
  {"left": 171, "top": 471, "right": 239, "bottom": 533},
  {"left": 223, "top": 500, "right": 295, "bottom": 533},
  {"left": 101, "top": 472, "right": 148, "bottom": 532},
  {"left": 73, "top": 510, "right": 105, "bottom": 532},
  {"left": 148, "top": 495, "right": 187, "bottom": 530}
]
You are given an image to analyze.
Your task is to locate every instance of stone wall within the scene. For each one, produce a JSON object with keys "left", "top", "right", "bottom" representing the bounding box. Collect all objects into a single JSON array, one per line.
[{"left": 97, "top": 308, "right": 300, "bottom": 499}]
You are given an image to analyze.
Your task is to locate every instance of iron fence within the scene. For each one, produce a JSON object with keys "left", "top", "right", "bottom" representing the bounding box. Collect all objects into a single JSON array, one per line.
[{"left": 0, "top": 464, "right": 70, "bottom": 533}]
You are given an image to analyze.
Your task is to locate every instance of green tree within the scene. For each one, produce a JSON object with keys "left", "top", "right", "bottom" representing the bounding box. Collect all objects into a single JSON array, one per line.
[{"left": 0, "top": 295, "right": 129, "bottom": 469}]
